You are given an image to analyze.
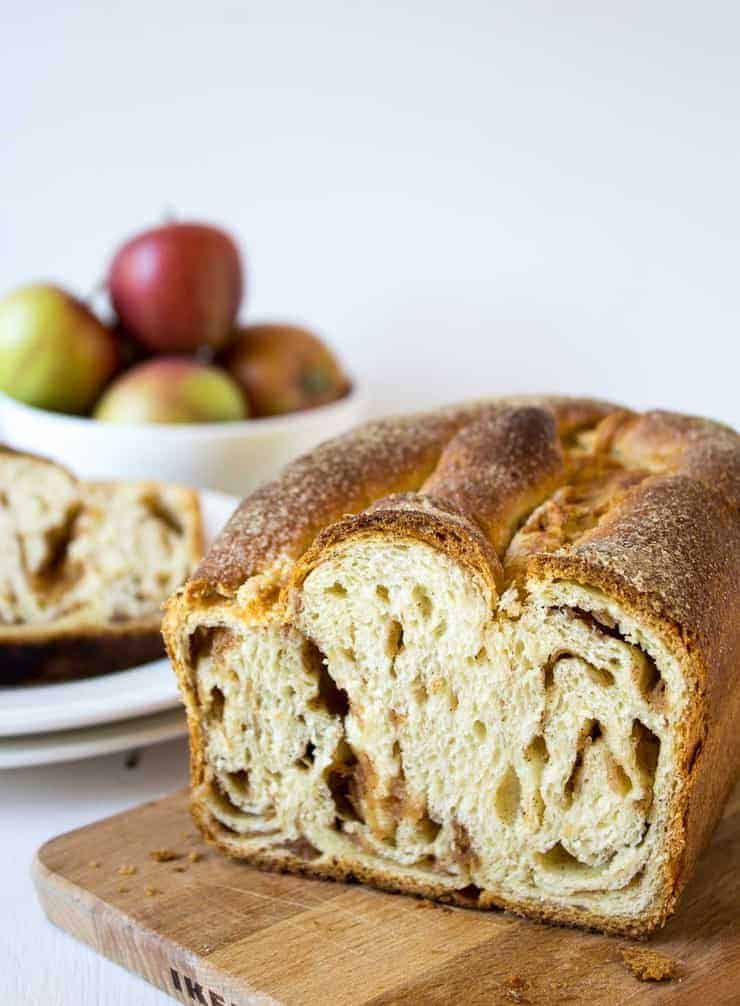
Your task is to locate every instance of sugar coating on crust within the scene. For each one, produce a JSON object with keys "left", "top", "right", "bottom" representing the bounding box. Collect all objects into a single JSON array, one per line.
[
  {"left": 191, "top": 395, "right": 615, "bottom": 595},
  {"left": 164, "top": 396, "right": 740, "bottom": 938}
]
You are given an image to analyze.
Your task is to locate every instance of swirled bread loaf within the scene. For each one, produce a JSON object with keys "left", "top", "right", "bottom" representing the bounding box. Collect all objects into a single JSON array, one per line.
[
  {"left": 0, "top": 447, "right": 202, "bottom": 683},
  {"left": 163, "top": 397, "right": 740, "bottom": 936}
]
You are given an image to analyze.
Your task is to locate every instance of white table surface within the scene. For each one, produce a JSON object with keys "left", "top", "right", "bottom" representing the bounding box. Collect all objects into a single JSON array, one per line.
[{"left": 1, "top": 737, "right": 189, "bottom": 1006}]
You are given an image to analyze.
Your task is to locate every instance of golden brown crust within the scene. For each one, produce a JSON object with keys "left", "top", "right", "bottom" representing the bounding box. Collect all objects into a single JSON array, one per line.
[
  {"left": 188, "top": 395, "right": 615, "bottom": 600},
  {"left": 0, "top": 625, "right": 165, "bottom": 685},
  {"left": 421, "top": 406, "right": 565, "bottom": 556},
  {"left": 165, "top": 395, "right": 740, "bottom": 938},
  {"left": 530, "top": 474, "right": 740, "bottom": 919},
  {"left": 292, "top": 493, "right": 503, "bottom": 600},
  {"left": 613, "top": 410, "right": 740, "bottom": 510},
  {"left": 529, "top": 474, "right": 740, "bottom": 678}
]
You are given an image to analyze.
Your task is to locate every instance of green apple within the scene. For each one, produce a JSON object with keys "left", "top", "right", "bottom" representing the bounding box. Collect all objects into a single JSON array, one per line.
[
  {"left": 0, "top": 284, "right": 118, "bottom": 413},
  {"left": 93, "top": 357, "right": 248, "bottom": 424}
]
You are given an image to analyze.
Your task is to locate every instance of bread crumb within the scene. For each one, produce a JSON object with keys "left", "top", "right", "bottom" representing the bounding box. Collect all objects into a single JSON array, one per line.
[
  {"left": 117, "top": 885, "right": 130, "bottom": 894},
  {"left": 145, "top": 886, "right": 162, "bottom": 897},
  {"left": 173, "top": 865, "right": 188, "bottom": 873},
  {"left": 620, "top": 947, "right": 677, "bottom": 981},
  {"left": 187, "top": 850, "right": 201, "bottom": 863},
  {"left": 149, "top": 848, "right": 180, "bottom": 862},
  {"left": 88, "top": 860, "right": 101, "bottom": 869},
  {"left": 503, "top": 974, "right": 530, "bottom": 1003},
  {"left": 117, "top": 864, "right": 137, "bottom": 876}
]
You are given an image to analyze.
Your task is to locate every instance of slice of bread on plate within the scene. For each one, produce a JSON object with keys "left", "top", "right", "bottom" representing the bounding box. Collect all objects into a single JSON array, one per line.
[
  {"left": 163, "top": 397, "right": 740, "bottom": 937},
  {"left": 0, "top": 447, "right": 202, "bottom": 683}
]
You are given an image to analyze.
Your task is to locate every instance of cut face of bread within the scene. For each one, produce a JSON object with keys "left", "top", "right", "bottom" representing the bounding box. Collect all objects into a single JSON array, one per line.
[
  {"left": 0, "top": 448, "right": 202, "bottom": 682},
  {"left": 164, "top": 398, "right": 740, "bottom": 936}
]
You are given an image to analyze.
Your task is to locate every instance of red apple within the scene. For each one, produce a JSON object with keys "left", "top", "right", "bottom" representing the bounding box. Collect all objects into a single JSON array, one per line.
[
  {"left": 0, "top": 284, "right": 118, "bottom": 414},
  {"left": 93, "top": 357, "right": 248, "bottom": 424},
  {"left": 221, "top": 321, "right": 351, "bottom": 416},
  {"left": 220, "top": 324, "right": 350, "bottom": 417},
  {"left": 108, "top": 223, "right": 243, "bottom": 353}
]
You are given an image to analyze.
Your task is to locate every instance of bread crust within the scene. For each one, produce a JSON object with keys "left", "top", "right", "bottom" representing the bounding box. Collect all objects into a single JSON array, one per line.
[
  {"left": 164, "top": 396, "right": 740, "bottom": 937},
  {"left": 187, "top": 396, "right": 614, "bottom": 600},
  {"left": 191, "top": 805, "right": 664, "bottom": 939},
  {"left": 530, "top": 475, "right": 740, "bottom": 925},
  {"left": 0, "top": 623, "right": 166, "bottom": 685},
  {"left": 292, "top": 494, "right": 503, "bottom": 602}
]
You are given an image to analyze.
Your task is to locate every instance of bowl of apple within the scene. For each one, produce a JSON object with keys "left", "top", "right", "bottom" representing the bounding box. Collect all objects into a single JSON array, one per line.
[{"left": 0, "top": 223, "right": 365, "bottom": 496}]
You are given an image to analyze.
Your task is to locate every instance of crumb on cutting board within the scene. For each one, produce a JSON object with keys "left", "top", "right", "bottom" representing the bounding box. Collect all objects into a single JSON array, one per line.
[
  {"left": 88, "top": 860, "right": 101, "bottom": 869},
  {"left": 145, "top": 886, "right": 162, "bottom": 897},
  {"left": 505, "top": 976, "right": 526, "bottom": 989},
  {"left": 187, "top": 850, "right": 201, "bottom": 863},
  {"left": 502, "top": 973, "right": 531, "bottom": 1004},
  {"left": 117, "top": 885, "right": 130, "bottom": 894},
  {"left": 620, "top": 947, "right": 677, "bottom": 981},
  {"left": 150, "top": 848, "right": 180, "bottom": 862},
  {"left": 117, "top": 864, "right": 137, "bottom": 876}
]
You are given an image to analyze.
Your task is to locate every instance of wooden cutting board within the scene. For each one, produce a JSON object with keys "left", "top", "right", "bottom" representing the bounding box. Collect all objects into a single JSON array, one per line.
[{"left": 33, "top": 785, "right": 740, "bottom": 1006}]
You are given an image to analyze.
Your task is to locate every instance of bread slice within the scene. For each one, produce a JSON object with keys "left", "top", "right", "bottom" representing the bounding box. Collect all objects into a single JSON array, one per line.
[
  {"left": 1, "top": 447, "right": 202, "bottom": 683},
  {"left": 163, "top": 398, "right": 740, "bottom": 936}
]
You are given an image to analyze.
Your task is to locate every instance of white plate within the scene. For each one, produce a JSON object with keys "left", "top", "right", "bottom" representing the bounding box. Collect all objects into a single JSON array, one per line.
[
  {"left": 0, "top": 488, "right": 239, "bottom": 737},
  {"left": 0, "top": 707, "right": 187, "bottom": 769}
]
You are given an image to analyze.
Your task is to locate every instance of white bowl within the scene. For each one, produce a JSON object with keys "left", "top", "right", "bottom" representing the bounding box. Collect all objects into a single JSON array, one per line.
[{"left": 0, "top": 386, "right": 366, "bottom": 496}]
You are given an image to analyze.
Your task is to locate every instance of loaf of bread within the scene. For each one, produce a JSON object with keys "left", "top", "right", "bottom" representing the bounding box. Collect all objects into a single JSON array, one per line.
[
  {"left": 163, "top": 397, "right": 740, "bottom": 936},
  {"left": 1, "top": 447, "right": 202, "bottom": 683}
]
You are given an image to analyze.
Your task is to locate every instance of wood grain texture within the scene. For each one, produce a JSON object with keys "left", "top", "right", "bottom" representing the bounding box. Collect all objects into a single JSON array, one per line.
[{"left": 34, "top": 783, "right": 740, "bottom": 1006}]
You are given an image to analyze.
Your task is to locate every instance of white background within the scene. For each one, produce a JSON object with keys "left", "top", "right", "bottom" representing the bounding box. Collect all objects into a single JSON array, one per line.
[
  {"left": 1, "top": 2, "right": 738, "bottom": 1003},
  {"left": 2, "top": 1, "right": 739, "bottom": 427}
]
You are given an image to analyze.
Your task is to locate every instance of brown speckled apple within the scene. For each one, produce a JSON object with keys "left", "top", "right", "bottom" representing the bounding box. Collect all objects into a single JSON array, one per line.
[
  {"left": 221, "top": 323, "right": 349, "bottom": 417},
  {"left": 93, "top": 358, "right": 248, "bottom": 424},
  {"left": 0, "top": 284, "right": 118, "bottom": 414},
  {"left": 109, "top": 223, "right": 243, "bottom": 353}
]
